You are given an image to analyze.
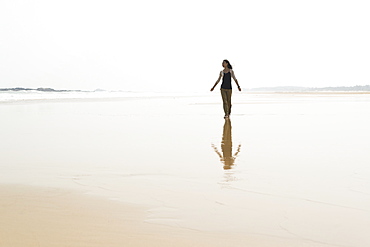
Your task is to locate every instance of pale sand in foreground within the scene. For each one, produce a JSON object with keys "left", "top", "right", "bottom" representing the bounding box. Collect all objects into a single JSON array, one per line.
[
  {"left": 0, "top": 185, "right": 333, "bottom": 247},
  {"left": 0, "top": 185, "right": 215, "bottom": 247}
]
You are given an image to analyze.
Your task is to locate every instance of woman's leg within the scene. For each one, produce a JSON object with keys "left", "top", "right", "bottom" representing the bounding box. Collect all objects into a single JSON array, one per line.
[
  {"left": 220, "top": 89, "right": 229, "bottom": 116},
  {"left": 227, "top": 89, "right": 232, "bottom": 115}
]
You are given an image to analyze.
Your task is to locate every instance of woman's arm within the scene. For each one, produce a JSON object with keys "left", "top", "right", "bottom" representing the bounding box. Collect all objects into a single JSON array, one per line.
[
  {"left": 210, "top": 72, "right": 222, "bottom": 91},
  {"left": 231, "top": 70, "right": 241, "bottom": 91}
]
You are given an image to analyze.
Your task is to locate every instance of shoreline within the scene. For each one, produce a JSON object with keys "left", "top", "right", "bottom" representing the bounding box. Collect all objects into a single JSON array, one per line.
[{"left": 1, "top": 91, "right": 369, "bottom": 105}]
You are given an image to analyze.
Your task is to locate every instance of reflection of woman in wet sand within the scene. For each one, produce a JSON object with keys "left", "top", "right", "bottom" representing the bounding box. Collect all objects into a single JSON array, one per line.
[
  {"left": 212, "top": 119, "right": 241, "bottom": 170},
  {"left": 210, "top": 60, "right": 241, "bottom": 119}
]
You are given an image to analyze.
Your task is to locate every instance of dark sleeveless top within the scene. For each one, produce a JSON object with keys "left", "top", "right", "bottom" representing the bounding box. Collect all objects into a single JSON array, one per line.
[{"left": 221, "top": 71, "right": 232, "bottom": 89}]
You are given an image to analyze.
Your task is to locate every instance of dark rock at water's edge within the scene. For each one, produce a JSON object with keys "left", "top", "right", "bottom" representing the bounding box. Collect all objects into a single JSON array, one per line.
[
  {"left": 36, "top": 88, "right": 58, "bottom": 92},
  {"left": 0, "top": 87, "right": 33, "bottom": 91},
  {"left": 36, "top": 88, "right": 57, "bottom": 92}
]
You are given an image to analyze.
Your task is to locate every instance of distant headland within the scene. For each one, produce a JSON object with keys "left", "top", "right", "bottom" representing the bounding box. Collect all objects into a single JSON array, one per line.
[{"left": 0, "top": 88, "right": 103, "bottom": 92}]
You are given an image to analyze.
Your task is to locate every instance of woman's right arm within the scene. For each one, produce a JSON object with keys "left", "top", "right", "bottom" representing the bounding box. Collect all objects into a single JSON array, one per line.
[{"left": 210, "top": 72, "right": 222, "bottom": 91}]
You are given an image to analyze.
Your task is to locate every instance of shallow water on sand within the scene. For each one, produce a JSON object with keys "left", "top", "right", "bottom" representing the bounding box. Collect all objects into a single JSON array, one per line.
[{"left": 1, "top": 92, "right": 370, "bottom": 247}]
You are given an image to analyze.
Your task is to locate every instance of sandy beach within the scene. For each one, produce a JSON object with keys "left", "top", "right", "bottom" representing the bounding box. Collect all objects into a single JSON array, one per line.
[{"left": 1, "top": 92, "right": 370, "bottom": 247}]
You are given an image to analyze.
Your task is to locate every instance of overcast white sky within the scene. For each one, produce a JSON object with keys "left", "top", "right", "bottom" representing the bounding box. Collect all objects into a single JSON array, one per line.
[{"left": 1, "top": 0, "right": 370, "bottom": 92}]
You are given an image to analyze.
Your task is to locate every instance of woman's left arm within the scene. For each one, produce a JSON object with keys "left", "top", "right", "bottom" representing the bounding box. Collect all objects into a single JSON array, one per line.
[{"left": 231, "top": 70, "right": 241, "bottom": 91}]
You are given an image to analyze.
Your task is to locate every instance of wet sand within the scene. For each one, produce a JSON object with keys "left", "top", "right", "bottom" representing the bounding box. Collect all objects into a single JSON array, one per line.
[
  {"left": 1, "top": 92, "right": 370, "bottom": 246},
  {"left": 3, "top": 185, "right": 265, "bottom": 247},
  {"left": 0, "top": 186, "right": 322, "bottom": 247}
]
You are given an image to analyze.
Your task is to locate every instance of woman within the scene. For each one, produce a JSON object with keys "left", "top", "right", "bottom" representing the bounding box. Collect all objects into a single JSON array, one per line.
[{"left": 210, "top": 60, "right": 241, "bottom": 118}]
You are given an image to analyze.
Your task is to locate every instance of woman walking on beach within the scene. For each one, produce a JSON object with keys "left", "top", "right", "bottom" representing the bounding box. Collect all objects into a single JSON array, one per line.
[{"left": 210, "top": 60, "right": 241, "bottom": 118}]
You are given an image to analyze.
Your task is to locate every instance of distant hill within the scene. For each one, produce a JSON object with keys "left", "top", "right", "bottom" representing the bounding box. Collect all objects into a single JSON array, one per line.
[
  {"left": 0, "top": 87, "right": 85, "bottom": 92},
  {"left": 248, "top": 85, "right": 370, "bottom": 92}
]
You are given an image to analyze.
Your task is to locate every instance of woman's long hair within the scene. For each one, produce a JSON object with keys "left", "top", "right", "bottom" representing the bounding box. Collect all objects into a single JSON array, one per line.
[{"left": 223, "top": 59, "right": 233, "bottom": 69}]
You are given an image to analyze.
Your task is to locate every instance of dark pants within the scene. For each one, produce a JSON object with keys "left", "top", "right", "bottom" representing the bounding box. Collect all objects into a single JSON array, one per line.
[{"left": 220, "top": 89, "right": 232, "bottom": 116}]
